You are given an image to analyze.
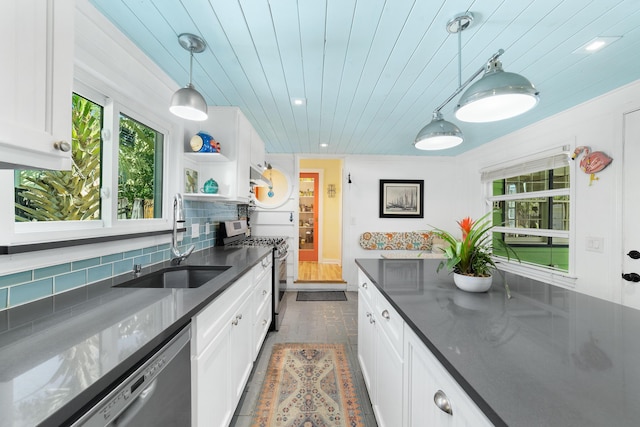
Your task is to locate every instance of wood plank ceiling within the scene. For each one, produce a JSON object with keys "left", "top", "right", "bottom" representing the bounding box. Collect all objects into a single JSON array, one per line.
[{"left": 90, "top": 0, "right": 640, "bottom": 156}]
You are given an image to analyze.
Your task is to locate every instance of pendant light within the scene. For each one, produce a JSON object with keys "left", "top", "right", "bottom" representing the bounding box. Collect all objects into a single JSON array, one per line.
[
  {"left": 414, "top": 111, "right": 463, "bottom": 150},
  {"left": 170, "top": 33, "right": 208, "bottom": 121},
  {"left": 414, "top": 12, "right": 539, "bottom": 150},
  {"left": 454, "top": 59, "right": 539, "bottom": 122}
]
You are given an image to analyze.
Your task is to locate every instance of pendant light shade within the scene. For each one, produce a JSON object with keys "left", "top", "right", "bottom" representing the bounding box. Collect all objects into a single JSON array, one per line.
[
  {"left": 454, "top": 60, "right": 539, "bottom": 123},
  {"left": 170, "top": 33, "right": 208, "bottom": 121},
  {"left": 414, "top": 112, "right": 463, "bottom": 150},
  {"left": 170, "top": 83, "right": 208, "bottom": 121}
]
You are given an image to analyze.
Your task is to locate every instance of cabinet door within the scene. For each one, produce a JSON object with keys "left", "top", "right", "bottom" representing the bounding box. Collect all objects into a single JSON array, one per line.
[
  {"left": 0, "top": 0, "right": 73, "bottom": 170},
  {"left": 357, "top": 290, "right": 376, "bottom": 396},
  {"left": 229, "top": 296, "right": 253, "bottom": 406},
  {"left": 192, "top": 325, "right": 232, "bottom": 427},
  {"left": 404, "top": 326, "right": 493, "bottom": 427},
  {"left": 374, "top": 326, "right": 403, "bottom": 427}
]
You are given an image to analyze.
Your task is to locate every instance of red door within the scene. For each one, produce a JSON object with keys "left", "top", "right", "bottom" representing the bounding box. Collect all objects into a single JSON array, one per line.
[{"left": 299, "top": 173, "right": 319, "bottom": 261}]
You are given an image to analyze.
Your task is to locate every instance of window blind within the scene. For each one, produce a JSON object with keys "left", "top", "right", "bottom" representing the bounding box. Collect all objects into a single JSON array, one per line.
[{"left": 481, "top": 153, "right": 570, "bottom": 183}]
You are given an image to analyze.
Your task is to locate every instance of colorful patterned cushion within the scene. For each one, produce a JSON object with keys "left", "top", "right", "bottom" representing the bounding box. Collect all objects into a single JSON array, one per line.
[{"left": 359, "top": 231, "right": 434, "bottom": 251}]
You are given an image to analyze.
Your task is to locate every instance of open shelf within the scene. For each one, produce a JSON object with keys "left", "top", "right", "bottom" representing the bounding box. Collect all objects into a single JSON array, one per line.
[{"left": 184, "top": 152, "right": 229, "bottom": 163}]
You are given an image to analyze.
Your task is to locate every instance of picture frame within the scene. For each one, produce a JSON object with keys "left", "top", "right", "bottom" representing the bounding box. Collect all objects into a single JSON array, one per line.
[
  {"left": 379, "top": 179, "right": 424, "bottom": 218},
  {"left": 185, "top": 168, "right": 198, "bottom": 194}
]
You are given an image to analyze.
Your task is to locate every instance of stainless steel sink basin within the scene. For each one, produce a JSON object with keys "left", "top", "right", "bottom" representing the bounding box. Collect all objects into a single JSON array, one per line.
[{"left": 114, "top": 265, "right": 231, "bottom": 289}]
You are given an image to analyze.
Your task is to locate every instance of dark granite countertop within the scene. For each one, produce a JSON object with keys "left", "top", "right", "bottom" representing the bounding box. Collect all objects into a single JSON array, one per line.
[
  {"left": 355, "top": 258, "right": 640, "bottom": 427},
  {"left": 0, "top": 246, "right": 271, "bottom": 427}
]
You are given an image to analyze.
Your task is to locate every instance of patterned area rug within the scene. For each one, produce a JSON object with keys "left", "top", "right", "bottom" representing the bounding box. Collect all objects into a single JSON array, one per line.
[{"left": 252, "top": 343, "right": 364, "bottom": 427}]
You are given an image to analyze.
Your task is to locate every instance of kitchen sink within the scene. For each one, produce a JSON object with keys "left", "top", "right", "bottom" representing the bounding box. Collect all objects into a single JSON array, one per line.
[{"left": 114, "top": 265, "right": 231, "bottom": 289}]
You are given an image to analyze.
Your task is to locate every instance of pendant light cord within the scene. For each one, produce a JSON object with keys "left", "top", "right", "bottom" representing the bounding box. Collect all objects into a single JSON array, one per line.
[{"left": 188, "top": 49, "right": 194, "bottom": 86}]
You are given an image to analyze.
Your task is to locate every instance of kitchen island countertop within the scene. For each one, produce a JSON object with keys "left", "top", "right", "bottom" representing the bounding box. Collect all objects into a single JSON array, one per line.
[
  {"left": 356, "top": 258, "right": 640, "bottom": 427},
  {"left": 0, "top": 246, "right": 271, "bottom": 427}
]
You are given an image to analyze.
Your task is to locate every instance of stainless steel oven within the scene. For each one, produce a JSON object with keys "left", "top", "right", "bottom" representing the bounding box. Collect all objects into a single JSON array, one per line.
[{"left": 273, "top": 249, "right": 288, "bottom": 331}]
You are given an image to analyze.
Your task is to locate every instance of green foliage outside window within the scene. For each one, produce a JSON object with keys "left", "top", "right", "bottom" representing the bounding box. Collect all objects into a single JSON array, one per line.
[{"left": 14, "top": 94, "right": 102, "bottom": 221}]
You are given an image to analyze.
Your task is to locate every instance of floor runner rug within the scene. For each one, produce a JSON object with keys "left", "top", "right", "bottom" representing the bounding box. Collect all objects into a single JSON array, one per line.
[
  {"left": 296, "top": 291, "right": 347, "bottom": 301},
  {"left": 252, "top": 343, "right": 364, "bottom": 427}
]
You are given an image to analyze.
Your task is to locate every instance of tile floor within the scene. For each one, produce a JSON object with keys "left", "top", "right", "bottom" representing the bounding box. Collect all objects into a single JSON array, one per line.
[{"left": 230, "top": 291, "right": 378, "bottom": 426}]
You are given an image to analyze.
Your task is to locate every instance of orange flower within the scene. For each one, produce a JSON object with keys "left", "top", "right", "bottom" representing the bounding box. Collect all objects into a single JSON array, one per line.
[{"left": 457, "top": 216, "right": 474, "bottom": 240}]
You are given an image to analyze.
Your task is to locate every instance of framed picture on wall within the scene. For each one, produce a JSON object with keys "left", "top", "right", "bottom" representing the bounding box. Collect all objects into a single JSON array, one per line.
[
  {"left": 379, "top": 179, "right": 424, "bottom": 218},
  {"left": 185, "top": 168, "right": 198, "bottom": 194}
]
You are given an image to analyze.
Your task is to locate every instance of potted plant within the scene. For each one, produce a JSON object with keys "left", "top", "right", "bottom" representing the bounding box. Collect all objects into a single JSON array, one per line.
[{"left": 431, "top": 211, "right": 518, "bottom": 295}]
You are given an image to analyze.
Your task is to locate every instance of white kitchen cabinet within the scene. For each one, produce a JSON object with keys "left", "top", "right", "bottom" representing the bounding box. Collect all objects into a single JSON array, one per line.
[
  {"left": 0, "top": 0, "right": 74, "bottom": 170},
  {"left": 252, "top": 256, "right": 273, "bottom": 361},
  {"left": 250, "top": 126, "right": 266, "bottom": 170},
  {"left": 191, "top": 272, "right": 252, "bottom": 427},
  {"left": 183, "top": 107, "right": 254, "bottom": 202},
  {"left": 357, "top": 269, "right": 404, "bottom": 427},
  {"left": 403, "top": 325, "right": 493, "bottom": 427}
]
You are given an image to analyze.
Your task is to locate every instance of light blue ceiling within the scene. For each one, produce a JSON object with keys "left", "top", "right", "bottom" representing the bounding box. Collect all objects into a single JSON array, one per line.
[{"left": 89, "top": 0, "right": 640, "bottom": 156}]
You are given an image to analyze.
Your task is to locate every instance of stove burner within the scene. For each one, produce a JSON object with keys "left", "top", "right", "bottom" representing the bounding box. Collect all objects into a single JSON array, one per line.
[{"left": 226, "top": 236, "right": 288, "bottom": 258}]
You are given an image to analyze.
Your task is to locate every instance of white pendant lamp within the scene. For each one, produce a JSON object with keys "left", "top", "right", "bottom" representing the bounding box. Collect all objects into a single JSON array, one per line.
[
  {"left": 170, "top": 33, "right": 208, "bottom": 121},
  {"left": 454, "top": 59, "right": 539, "bottom": 123},
  {"left": 414, "top": 111, "right": 463, "bottom": 150}
]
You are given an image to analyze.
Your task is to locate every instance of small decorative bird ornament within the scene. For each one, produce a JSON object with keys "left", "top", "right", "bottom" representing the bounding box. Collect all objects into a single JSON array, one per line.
[{"left": 571, "top": 146, "right": 613, "bottom": 186}]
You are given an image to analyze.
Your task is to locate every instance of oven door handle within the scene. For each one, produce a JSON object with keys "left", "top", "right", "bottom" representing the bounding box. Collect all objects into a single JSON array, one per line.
[{"left": 112, "top": 379, "right": 157, "bottom": 426}]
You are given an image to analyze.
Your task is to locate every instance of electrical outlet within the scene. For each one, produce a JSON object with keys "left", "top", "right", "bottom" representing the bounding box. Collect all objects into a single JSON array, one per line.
[
  {"left": 191, "top": 223, "right": 199, "bottom": 238},
  {"left": 205, "top": 222, "right": 210, "bottom": 234}
]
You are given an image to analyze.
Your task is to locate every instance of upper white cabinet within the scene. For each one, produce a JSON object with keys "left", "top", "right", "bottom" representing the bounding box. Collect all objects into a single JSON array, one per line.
[
  {"left": 249, "top": 126, "right": 265, "bottom": 170},
  {"left": 183, "top": 107, "right": 256, "bottom": 203},
  {"left": 0, "top": 0, "right": 74, "bottom": 170}
]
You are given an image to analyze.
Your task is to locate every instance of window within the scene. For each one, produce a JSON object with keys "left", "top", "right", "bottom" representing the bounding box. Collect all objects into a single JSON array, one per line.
[
  {"left": 13, "top": 89, "right": 166, "bottom": 232},
  {"left": 117, "top": 114, "right": 164, "bottom": 219},
  {"left": 14, "top": 93, "right": 103, "bottom": 222},
  {"left": 483, "top": 153, "right": 571, "bottom": 273}
]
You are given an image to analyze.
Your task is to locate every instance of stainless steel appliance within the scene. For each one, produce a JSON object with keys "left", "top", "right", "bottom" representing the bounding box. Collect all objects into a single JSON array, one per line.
[
  {"left": 71, "top": 326, "right": 191, "bottom": 426},
  {"left": 224, "top": 220, "right": 288, "bottom": 331}
]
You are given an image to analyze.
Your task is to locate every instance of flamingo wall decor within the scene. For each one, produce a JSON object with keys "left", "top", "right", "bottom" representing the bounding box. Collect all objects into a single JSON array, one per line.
[{"left": 571, "top": 146, "right": 613, "bottom": 186}]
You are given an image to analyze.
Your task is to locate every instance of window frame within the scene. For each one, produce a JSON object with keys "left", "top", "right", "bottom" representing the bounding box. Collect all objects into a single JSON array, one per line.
[
  {"left": 482, "top": 147, "right": 577, "bottom": 288},
  {"left": 11, "top": 79, "right": 171, "bottom": 242}
]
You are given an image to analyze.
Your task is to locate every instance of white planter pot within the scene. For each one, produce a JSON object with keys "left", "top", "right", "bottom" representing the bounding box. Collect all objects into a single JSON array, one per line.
[{"left": 453, "top": 272, "right": 492, "bottom": 293}]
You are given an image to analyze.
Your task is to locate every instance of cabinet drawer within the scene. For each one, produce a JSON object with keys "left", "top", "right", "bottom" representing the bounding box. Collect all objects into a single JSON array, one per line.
[
  {"left": 253, "top": 273, "right": 272, "bottom": 319},
  {"left": 374, "top": 289, "right": 404, "bottom": 357},
  {"left": 358, "top": 269, "right": 375, "bottom": 306},
  {"left": 252, "top": 296, "right": 272, "bottom": 360},
  {"left": 193, "top": 274, "right": 251, "bottom": 355},
  {"left": 254, "top": 255, "right": 272, "bottom": 283}
]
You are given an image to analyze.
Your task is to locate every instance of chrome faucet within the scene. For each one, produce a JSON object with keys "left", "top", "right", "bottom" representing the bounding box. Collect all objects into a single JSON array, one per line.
[{"left": 171, "top": 193, "right": 195, "bottom": 265}]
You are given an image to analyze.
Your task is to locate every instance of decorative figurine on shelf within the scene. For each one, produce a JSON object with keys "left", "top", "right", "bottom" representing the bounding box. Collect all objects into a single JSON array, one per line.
[{"left": 572, "top": 145, "right": 613, "bottom": 186}]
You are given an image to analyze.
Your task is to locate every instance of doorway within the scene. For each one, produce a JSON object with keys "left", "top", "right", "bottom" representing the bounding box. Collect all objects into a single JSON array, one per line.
[{"left": 297, "top": 159, "right": 344, "bottom": 283}]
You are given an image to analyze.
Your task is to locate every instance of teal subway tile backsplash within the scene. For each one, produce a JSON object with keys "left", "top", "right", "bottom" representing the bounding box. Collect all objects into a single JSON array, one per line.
[
  {"left": 0, "top": 271, "right": 32, "bottom": 288},
  {"left": 11, "top": 279, "right": 53, "bottom": 306},
  {"left": 0, "top": 200, "right": 242, "bottom": 310},
  {"left": 102, "top": 253, "right": 123, "bottom": 263},
  {"left": 55, "top": 271, "right": 87, "bottom": 293},
  {"left": 35, "top": 263, "right": 71, "bottom": 280},
  {"left": 72, "top": 257, "right": 101, "bottom": 271},
  {"left": 88, "top": 264, "right": 113, "bottom": 283}
]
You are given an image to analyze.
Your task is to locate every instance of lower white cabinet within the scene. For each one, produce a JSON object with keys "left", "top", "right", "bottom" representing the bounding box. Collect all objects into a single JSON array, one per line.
[
  {"left": 357, "top": 270, "right": 403, "bottom": 427},
  {"left": 357, "top": 267, "right": 493, "bottom": 427},
  {"left": 192, "top": 257, "right": 272, "bottom": 427},
  {"left": 403, "top": 323, "right": 493, "bottom": 427}
]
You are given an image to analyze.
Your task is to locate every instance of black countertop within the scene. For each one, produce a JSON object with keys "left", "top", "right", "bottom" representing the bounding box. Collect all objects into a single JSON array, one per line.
[
  {"left": 355, "top": 258, "right": 640, "bottom": 427},
  {"left": 0, "top": 246, "right": 271, "bottom": 427}
]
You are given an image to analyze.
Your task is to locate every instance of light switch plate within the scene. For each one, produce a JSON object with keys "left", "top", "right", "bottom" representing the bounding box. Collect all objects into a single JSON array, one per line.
[
  {"left": 586, "top": 236, "right": 604, "bottom": 252},
  {"left": 191, "top": 223, "right": 199, "bottom": 238},
  {"left": 205, "top": 222, "right": 210, "bottom": 235}
]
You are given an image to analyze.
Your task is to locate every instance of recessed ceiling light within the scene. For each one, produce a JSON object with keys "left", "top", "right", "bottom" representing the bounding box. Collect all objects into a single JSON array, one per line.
[
  {"left": 573, "top": 36, "right": 621, "bottom": 54},
  {"left": 319, "top": 142, "right": 328, "bottom": 148},
  {"left": 291, "top": 97, "right": 306, "bottom": 106}
]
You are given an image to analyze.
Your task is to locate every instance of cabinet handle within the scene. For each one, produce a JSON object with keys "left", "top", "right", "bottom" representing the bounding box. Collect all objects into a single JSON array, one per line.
[
  {"left": 262, "top": 319, "right": 268, "bottom": 326},
  {"left": 381, "top": 309, "right": 390, "bottom": 320},
  {"left": 53, "top": 141, "right": 71, "bottom": 152},
  {"left": 232, "top": 318, "right": 239, "bottom": 326},
  {"left": 237, "top": 313, "right": 243, "bottom": 320},
  {"left": 366, "top": 312, "right": 372, "bottom": 318},
  {"left": 434, "top": 390, "right": 453, "bottom": 415},
  {"left": 263, "top": 289, "right": 268, "bottom": 296},
  {"left": 361, "top": 282, "right": 368, "bottom": 289}
]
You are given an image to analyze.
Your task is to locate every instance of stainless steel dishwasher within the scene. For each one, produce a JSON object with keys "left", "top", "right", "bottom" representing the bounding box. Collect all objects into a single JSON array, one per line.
[{"left": 71, "top": 325, "right": 191, "bottom": 427}]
